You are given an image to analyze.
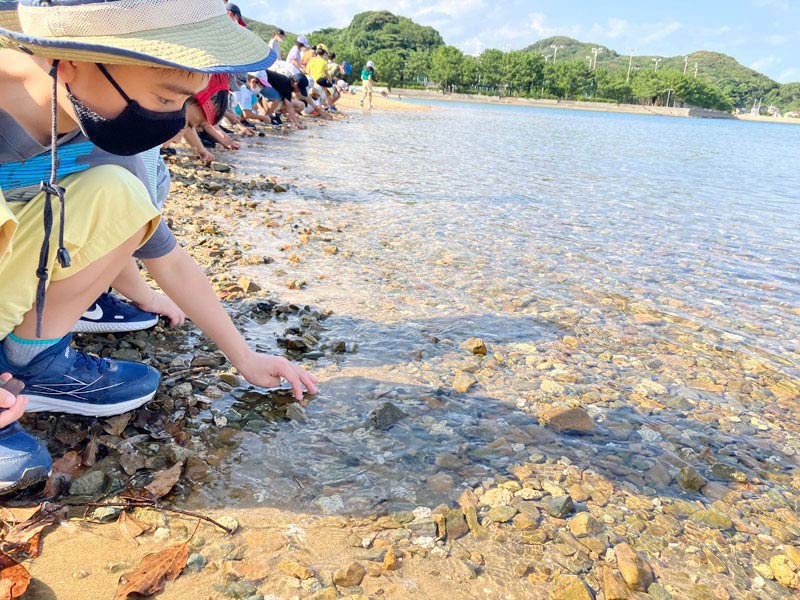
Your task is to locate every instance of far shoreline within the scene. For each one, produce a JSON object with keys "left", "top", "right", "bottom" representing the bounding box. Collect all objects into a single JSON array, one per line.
[{"left": 381, "top": 87, "right": 800, "bottom": 125}]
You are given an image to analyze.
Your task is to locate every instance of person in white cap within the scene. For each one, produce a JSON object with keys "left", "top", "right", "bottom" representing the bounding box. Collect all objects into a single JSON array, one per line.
[
  {"left": 360, "top": 60, "right": 377, "bottom": 109},
  {"left": 286, "top": 35, "right": 311, "bottom": 94}
]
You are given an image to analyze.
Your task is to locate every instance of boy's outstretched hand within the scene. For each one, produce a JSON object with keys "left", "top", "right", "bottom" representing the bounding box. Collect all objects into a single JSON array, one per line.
[
  {"left": 0, "top": 373, "right": 28, "bottom": 428},
  {"left": 237, "top": 351, "right": 318, "bottom": 400}
]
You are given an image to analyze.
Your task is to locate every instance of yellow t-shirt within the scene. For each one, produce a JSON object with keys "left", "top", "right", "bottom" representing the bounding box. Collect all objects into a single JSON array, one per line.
[
  {"left": 0, "top": 191, "right": 18, "bottom": 264},
  {"left": 306, "top": 56, "right": 328, "bottom": 82}
]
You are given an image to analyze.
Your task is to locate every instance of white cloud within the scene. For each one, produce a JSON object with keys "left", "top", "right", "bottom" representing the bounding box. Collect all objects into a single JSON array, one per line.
[
  {"left": 751, "top": 55, "right": 782, "bottom": 72},
  {"left": 777, "top": 67, "right": 800, "bottom": 83},
  {"left": 752, "top": 0, "right": 790, "bottom": 10}
]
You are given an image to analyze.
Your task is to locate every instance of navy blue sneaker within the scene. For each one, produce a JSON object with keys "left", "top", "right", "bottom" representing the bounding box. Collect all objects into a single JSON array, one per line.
[
  {"left": 0, "top": 334, "right": 161, "bottom": 417},
  {"left": 73, "top": 292, "right": 158, "bottom": 334},
  {"left": 0, "top": 423, "right": 51, "bottom": 495}
]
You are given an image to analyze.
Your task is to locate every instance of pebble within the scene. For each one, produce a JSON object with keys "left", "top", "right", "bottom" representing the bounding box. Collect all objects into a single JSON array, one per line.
[
  {"left": 368, "top": 402, "right": 407, "bottom": 430},
  {"left": 68, "top": 471, "right": 107, "bottom": 497},
  {"left": 538, "top": 406, "right": 596, "bottom": 434},
  {"left": 545, "top": 495, "right": 575, "bottom": 518},
  {"left": 614, "top": 542, "right": 654, "bottom": 591},
  {"left": 278, "top": 559, "right": 314, "bottom": 580},
  {"left": 217, "top": 516, "right": 239, "bottom": 533},
  {"left": 452, "top": 371, "right": 478, "bottom": 393},
  {"left": 677, "top": 466, "right": 707, "bottom": 492},
  {"left": 479, "top": 487, "right": 513, "bottom": 507},
  {"left": 551, "top": 575, "right": 595, "bottom": 600},
  {"left": 461, "top": 338, "right": 487, "bottom": 356},
  {"left": 569, "top": 513, "right": 603, "bottom": 537},
  {"left": 485, "top": 506, "right": 518, "bottom": 523},
  {"left": 769, "top": 555, "right": 799, "bottom": 588},
  {"left": 689, "top": 509, "right": 732, "bottom": 530},
  {"left": 332, "top": 562, "right": 366, "bottom": 587},
  {"left": 186, "top": 552, "right": 206, "bottom": 572}
]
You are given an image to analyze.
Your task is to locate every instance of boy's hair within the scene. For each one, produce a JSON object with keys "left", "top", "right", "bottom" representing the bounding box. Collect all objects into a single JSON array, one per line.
[
  {"left": 186, "top": 90, "right": 228, "bottom": 125},
  {"left": 274, "top": 29, "right": 285, "bottom": 36},
  {"left": 315, "top": 48, "right": 326, "bottom": 57}
]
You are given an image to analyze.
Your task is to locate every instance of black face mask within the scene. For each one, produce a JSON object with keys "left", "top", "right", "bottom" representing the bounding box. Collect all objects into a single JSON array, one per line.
[{"left": 66, "top": 64, "right": 186, "bottom": 156}]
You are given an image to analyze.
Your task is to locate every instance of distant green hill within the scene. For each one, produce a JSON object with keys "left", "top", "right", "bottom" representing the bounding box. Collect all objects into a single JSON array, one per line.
[{"left": 525, "top": 37, "right": 782, "bottom": 110}]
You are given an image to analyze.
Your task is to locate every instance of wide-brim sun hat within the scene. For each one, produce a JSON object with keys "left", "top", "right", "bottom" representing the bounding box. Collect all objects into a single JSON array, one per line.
[{"left": 0, "top": 0, "right": 276, "bottom": 73}]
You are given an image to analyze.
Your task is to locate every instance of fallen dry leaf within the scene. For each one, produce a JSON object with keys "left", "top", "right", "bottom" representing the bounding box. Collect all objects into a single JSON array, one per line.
[
  {"left": 42, "top": 451, "right": 83, "bottom": 498},
  {"left": 104, "top": 413, "right": 132, "bottom": 437},
  {"left": 0, "top": 506, "right": 41, "bottom": 527},
  {"left": 81, "top": 438, "right": 98, "bottom": 467},
  {"left": 118, "top": 511, "right": 147, "bottom": 545},
  {"left": 144, "top": 461, "right": 184, "bottom": 499},
  {"left": 0, "top": 553, "right": 30, "bottom": 599},
  {"left": 1, "top": 504, "right": 67, "bottom": 560},
  {"left": 114, "top": 541, "right": 188, "bottom": 600}
]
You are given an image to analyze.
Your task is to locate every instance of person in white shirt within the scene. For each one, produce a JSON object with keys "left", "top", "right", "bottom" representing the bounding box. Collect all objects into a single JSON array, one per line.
[{"left": 269, "top": 29, "right": 285, "bottom": 60}]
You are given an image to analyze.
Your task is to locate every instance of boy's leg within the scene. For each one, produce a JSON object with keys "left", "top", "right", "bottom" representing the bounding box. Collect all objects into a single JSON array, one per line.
[{"left": 0, "top": 165, "right": 163, "bottom": 417}]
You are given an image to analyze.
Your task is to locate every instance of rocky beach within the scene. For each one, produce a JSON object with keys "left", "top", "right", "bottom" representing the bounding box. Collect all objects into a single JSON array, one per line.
[{"left": 3, "top": 103, "right": 800, "bottom": 600}]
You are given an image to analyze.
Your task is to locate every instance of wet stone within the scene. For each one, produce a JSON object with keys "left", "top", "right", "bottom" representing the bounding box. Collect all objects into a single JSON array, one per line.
[
  {"left": 614, "top": 542, "right": 654, "bottom": 591},
  {"left": 186, "top": 552, "right": 206, "bottom": 573},
  {"left": 538, "top": 406, "right": 596, "bottom": 435},
  {"left": 689, "top": 509, "right": 732, "bottom": 530},
  {"left": 678, "top": 466, "right": 707, "bottom": 492},
  {"left": 69, "top": 471, "right": 107, "bottom": 497},
  {"left": 333, "top": 562, "right": 366, "bottom": 587},
  {"left": 569, "top": 513, "right": 603, "bottom": 537},
  {"left": 551, "top": 575, "right": 596, "bottom": 600},
  {"left": 453, "top": 371, "right": 478, "bottom": 393},
  {"left": 710, "top": 463, "right": 748, "bottom": 483},
  {"left": 545, "top": 495, "right": 575, "bottom": 518},
  {"left": 367, "top": 402, "right": 407, "bottom": 430},
  {"left": 462, "top": 338, "right": 487, "bottom": 356},
  {"left": 486, "top": 506, "right": 518, "bottom": 523}
]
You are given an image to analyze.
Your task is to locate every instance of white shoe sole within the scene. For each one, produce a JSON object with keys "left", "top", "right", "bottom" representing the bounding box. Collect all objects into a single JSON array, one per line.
[
  {"left": 71, "top": 316, "right": 159, "bottom": 334},
  {"left": 24, "top": 390, "right": 157, "bottom": 417},
  {"left": 0, "top": 466, "right": 51, "bottom": 495}
]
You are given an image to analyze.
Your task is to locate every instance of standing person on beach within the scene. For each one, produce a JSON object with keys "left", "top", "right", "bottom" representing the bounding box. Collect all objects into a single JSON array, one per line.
[
  {"left": 0, "top": 0, "right": 317, "bottom": 495},
  {"left": 269, "top": 29, "right": 285, "bottom": 60},
  {"left": 359, "top": 61, "right": 376, "bottom": 109},
  {"left": 287, "top": 35, "right": 311, "bottom": 95}
]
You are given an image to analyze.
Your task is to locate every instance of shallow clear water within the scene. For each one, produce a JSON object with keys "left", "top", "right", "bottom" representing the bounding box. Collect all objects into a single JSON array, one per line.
[{"left": 187, "top": 102, "right": 800, "bottom": 513}]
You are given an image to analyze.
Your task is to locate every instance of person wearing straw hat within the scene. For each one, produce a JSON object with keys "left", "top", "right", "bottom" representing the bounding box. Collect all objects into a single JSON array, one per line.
[{"left": 0, "top": 0, "right": 317, "bottom": 494}]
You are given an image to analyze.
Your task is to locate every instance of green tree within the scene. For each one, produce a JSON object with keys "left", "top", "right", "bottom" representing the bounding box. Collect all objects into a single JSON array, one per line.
[
  {"left": 544, "top": 61, "right": 592, "bottom": 99},
  {"left": 372, "top": 49, "right": 404, "bottom": 87},
  {"left": 502, "top": 51, "right": 545, "bottom": 97},
  {"left": 430, "top": 45, "right": 465, "bottom": 91},
  {"left": 478, "top": 49, "right": 504, "bottom": 92},
  {"left": 403, "top": 50, "right": 432, "bottom": 85},
  {"left": 461, "top": 55, "right": 480, "bottom": 90}
]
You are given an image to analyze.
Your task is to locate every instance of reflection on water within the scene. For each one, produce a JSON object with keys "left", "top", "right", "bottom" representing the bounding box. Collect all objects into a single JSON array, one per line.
[{"left": 186, "top": 103, "right": 800, "bottom": 514}]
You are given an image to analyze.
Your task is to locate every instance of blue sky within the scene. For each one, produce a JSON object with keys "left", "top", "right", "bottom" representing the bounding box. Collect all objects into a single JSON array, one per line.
[{"left": 245, "top": 0, "right": 800, "bottom": 83}]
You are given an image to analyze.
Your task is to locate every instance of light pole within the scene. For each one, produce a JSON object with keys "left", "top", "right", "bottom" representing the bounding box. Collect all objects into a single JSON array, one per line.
[
  {"left": 694, "top": 62, "right": 698, "bottom": 78},
  {"left": 683, "top": 56, "right": 689, "bottom": 75},
  {"left": 550, "top": 44, "right": 564, "bottom": 62},
  {"left": 586, "top": 55, "right": 592, "bottom": 68},
  {"left": 591, "top": 47, "right": 603, "bottom": 70},
  {"left": 652, "top": 57, "right": 662, "bottom": 71},
  {"left": 626, "top": 48, "right": 636, "bottom": 82},
  {"left": 665, "top": 88, "right": 674, "bottom": 107}
]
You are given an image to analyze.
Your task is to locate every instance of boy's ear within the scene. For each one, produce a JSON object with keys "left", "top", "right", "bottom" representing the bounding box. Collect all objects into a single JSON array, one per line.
[{"left": 50, "top": 59, "right": 80, "bottom": 84}]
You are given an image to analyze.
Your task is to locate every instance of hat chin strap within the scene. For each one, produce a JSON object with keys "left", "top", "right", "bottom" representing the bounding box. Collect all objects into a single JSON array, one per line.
[{"left": 34, "top": 59, "right": 71, "bottom": 338}]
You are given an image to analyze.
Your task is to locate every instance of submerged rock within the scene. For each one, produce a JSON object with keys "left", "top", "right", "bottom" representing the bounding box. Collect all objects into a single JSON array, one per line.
[
  {"left": 538, "top": 406, "right": 596, "bottom": 435},
  {"left": 453, "top": 371, "right": 478, "bottom": 393},
  {"left": 368, "top": 402, "right": 407, "bottom": 430}
]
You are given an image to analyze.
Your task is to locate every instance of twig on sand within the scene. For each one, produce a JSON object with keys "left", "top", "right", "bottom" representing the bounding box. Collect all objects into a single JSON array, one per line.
[{"left": 65, "top": 498, "right": 236, "bottom": 534}]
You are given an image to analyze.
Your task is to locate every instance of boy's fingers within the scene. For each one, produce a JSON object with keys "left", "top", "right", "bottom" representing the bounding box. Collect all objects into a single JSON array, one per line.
[
  {"left": 0, "top": 373, "right": 11, "bottom": 383},
  {"left": 0, "top": 392, "right": 16, "bottom": 409}
]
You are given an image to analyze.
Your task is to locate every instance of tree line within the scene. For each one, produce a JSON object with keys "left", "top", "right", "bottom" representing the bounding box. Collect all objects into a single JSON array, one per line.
[{"left": 361, "top": 46, "right": 733, "bottom": 111}]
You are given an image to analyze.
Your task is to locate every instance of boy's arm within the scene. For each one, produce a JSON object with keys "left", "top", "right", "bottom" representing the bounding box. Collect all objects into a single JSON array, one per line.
[
  {"left": 143, "top": 245, "right": 317, "bottom": 399},
  {"left": 110, "top": 258, "right": 185, "bottom": 327},
  {"left": 182, "top": 126, "right": 215, "bottom": 162},
  {"left": 200, "top": 123, "right": 240, "bottom": 150}
]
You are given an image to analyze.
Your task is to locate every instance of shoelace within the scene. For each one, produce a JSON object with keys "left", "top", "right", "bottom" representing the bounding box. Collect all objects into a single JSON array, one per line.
[{"left": 73, "top": 351, "right": 110, "bottom": 374}]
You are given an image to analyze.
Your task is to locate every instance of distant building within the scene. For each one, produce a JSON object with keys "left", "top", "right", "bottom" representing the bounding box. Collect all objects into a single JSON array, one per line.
[{"left": 786, "top": 111, "right": 800, "bottom": 118}]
